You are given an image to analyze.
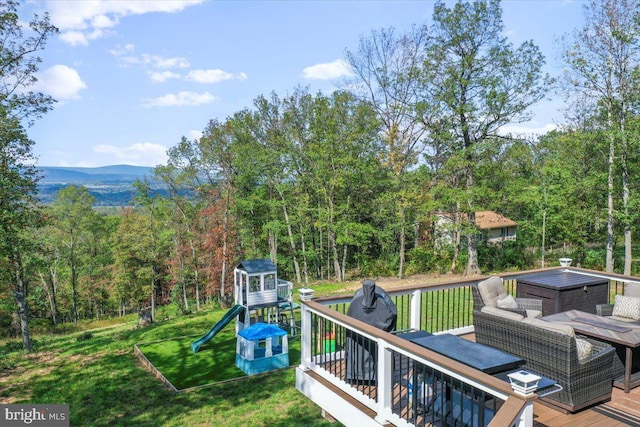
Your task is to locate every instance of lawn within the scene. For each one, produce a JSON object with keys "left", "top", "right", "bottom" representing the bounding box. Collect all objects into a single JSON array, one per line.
[
  {"left": 0, "top": 306, "right": 333, "bottom": 427},
  {"left": 136, "top": 312, "right": 301, "bottom": 390}
]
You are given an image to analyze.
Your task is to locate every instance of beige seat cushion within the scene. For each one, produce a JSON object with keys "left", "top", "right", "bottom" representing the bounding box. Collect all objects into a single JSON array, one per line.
[
  {"left": 522, "top": 317, "right": 576, "bottom": 337},
  {"left": 525, "top": 309, "right": 543, "bottom": 319},
  {"left": 624, "top": 283, "right": 640, "bottom": 298},
  {"left": 610, "top": 315, "right": 640, "bottom": 324},
  {"left": 478, "top": 276, "right": 507, "bottom": 307},
  {"left": 480, "top": 305, "right": 524, "bottom": 321}
]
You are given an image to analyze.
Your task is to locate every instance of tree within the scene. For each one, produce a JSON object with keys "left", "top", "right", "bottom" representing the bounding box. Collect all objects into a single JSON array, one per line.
[
  {"left": 51, "top": 185, "right": 98, "bottom": 323},
  {"left": 134, "top": 178, "right": 173, "bottom": 321},
  {"left": 560, "top": 0, "right": 640, "bottom": 274},
  {"left": 0, "top": 1, "right": 57, "bottom": 351},
  {"left": 345, "top": 24, "right": 429, "bottom": 278},
  {"left": 111, "top": 208, "right": 155, "bottom": 314},
  {"left": 422, "top": 0, "right": 551, "bottom": 275}
]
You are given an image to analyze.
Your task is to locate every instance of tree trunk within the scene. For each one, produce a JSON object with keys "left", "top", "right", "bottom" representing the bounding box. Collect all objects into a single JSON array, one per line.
[
  {"left": 541, "top": 208, "right": 546, "bottom": 268},
  {"left": 268, "top": 229, "right": 277, "bottom": 263},
  {"left": 39, "top": 269, "right": 58, "bottom": 325},
  {"left": 280, "top": 197, "right": 301, "bottom": 283},
  {"left": 398, "top": 208, "right": 406, "bottom": 279},
  {"left": 12, "top": 253, "right": 32, "bottom": 352},
  {"left": 300, "top": 224, "right": 309, "bottom": 285},
  {"left": 70, "top": 236, "right": 79, "bottom": 323},
  {"left": 151, "top": 263, "right": 157, "bottom": 322},
  {"left": 621, "top": 105, "right": 631, "bottom": 276},
  {"left": 463, "top": 161, "right": 480, "bottom": 276},
  {"left": 189, "top": 239, "right": 200, "bottom": 311},
  {"left": 341, "top": 244, "right": 348, "bottom": 282},
  {"left": 449, "top": 206, "right": 461, "bottom": 274},
  {"left": 464, "top": 212, "right": 481, "bottom": 276},
  {"left": 606, "top": 110, "right": 615, "bottom": 273}
]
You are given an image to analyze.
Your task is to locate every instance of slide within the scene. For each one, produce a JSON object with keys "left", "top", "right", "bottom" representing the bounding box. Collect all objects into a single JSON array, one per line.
[{"left": 191, "top": 304, "right": 245, "bottom": 353}]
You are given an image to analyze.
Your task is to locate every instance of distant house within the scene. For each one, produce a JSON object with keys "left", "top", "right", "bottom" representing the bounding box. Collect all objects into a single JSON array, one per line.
[{"left": 433, "top": 210, "right": 517, "bottom": 246}]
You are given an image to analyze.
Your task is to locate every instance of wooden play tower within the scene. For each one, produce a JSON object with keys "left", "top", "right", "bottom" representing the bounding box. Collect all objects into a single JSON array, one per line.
[{"left": 234, "top": 258, "right": 298, "bottom": 335}]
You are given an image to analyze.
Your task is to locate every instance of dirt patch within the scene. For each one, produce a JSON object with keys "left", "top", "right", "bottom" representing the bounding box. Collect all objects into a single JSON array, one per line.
[{"left": 338, "top": 273, "right": 480, "bottom": 293}]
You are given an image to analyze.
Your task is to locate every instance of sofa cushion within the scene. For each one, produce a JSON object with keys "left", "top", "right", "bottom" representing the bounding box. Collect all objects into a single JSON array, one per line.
[
  {"left": 478, "top": 276, "right": 507, "bottom": 307},
  {"left": 496, "top": 294, "right": 518, "bottom": 309},
  {"left": 624, "top": 283, "right": 640, "bottom": 298},
  {"left": 575, "top": 338, "right": 593, "bottom": 362},
  {"left": 609, "top": 315, "right": 640, "bottom": 324},
  {"left": 522, "top": 317, "right": 575, "bottom": 337},
  {"left": 480, "top": 305, "right": 524, "bottom": 321},
  {"left": 612, "top": 294, "right": 640, "bottom": 320}
]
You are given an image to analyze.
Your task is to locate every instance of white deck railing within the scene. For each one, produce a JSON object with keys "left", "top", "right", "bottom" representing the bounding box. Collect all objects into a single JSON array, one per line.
[{"left": 295, "top": 267, "right": 640, "bottom": 427}]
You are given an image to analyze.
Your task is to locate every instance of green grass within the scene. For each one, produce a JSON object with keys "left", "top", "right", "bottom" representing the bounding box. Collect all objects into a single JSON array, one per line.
[
  {"left": 0, "top": 301, "right": 335, "bottom": 427},
  {"left": 137, "top": 312, "right": 301, "bottom": 390}
]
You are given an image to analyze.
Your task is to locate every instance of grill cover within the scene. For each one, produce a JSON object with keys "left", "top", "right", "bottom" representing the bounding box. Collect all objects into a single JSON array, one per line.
[{"left": 345, "top": 280, "right": 397, "bottom": 384}]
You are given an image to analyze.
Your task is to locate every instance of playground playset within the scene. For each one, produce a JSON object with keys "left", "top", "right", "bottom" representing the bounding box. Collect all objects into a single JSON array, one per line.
[{"left": 191, "top": 259, "right": 298, "bottom": 375}]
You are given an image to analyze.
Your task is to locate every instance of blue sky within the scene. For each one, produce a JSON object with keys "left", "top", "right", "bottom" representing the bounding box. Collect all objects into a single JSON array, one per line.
[{"left": 20, "top": 0, "right": 585, "bottom": 168}]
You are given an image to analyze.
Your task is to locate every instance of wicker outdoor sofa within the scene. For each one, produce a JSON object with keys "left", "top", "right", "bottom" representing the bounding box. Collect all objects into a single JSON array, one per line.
[{"left": 473, "top": 306, "right": 618, "bottom": 413}]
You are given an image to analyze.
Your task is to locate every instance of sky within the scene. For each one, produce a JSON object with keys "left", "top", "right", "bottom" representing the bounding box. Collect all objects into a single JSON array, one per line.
[{"left": 19, "top": 0, "right": 587, "bottom": 168}]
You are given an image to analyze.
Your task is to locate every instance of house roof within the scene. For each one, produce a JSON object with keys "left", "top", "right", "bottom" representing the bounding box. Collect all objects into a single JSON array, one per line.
[
  {"left": 235, "top": 258, "right": 277, "bottom": 274},
  {"left": 436, "top": 210, "right": 517, "bottom": 230},
  {"left": 474, "top": 211, "right": 517, "bottom": 229}
]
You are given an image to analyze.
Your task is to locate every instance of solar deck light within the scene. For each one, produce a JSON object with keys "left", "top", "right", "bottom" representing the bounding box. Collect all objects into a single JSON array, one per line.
[{"left": 508, "top": 370, "right": 541, "bottom": 396}]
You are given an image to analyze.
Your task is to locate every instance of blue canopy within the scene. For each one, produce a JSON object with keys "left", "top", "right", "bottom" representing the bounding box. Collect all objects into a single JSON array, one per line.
[{"left": 238, "top": 322, "right": 287, "bottom": 340}]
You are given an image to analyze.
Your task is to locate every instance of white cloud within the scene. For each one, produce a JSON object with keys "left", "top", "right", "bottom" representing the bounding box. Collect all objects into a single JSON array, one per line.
[
  {"left": 150, "top": 71, "right": 181, "bottom": 83},
  {"left": 109, "top": 43, "right": 135, "bottom": 56},
  {"left": 59, "top": 31, "right": 90, "bottom": 47},
  {"left": 185, "top": 69, "right": 247, "bottom": 83},
  {"left": 143, "top": 91, "right": 217, "bottom": 107},
  {"left": 33, "top": 65, "right": 87, "bottom": 100},
  {"left": 112, "top": 48, "right": 190, "bottom": 69},
  {"left": 188, "top": 130, "right": 203, "bottom": 141},
  {"left": 46, "top": 0, "right": 205, "bottom": 45},
  {"left": 94, "top": 142, "right": 168, "bottom": 166},
  {"left": 302, "top": 59, "right": 353, "bottom": 80}
]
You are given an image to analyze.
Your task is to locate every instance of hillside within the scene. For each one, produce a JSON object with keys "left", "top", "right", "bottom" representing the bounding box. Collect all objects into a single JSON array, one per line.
[{"left": 37, "top": 165, "right": 160, "bottom": 205}]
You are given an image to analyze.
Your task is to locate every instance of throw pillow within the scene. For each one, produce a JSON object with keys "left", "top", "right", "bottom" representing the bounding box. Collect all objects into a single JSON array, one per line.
[
  {"left": 612, "top": 294, "right": 640, "bottom": 320},
  {"left": 575, "top": 338, "right": 593, "bottom": 362},
  {"left": 496, "top": 295, "right": 519, "bottom": 309}
]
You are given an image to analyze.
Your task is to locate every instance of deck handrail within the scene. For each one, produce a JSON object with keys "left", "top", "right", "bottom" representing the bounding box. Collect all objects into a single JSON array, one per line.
[
  {"left": 299, "top": 297, "right": 534, "bottom": 426},
  {"left": 296, "top": 266, "right": 640, "bottom": 426}
]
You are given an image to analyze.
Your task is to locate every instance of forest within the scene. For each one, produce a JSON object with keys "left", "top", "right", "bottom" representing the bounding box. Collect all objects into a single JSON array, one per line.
[{"left": 3, "top": 0, "right": 640, "bottom": 351}]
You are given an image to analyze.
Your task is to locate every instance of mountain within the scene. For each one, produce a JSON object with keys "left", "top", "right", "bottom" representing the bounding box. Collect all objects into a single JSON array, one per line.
[{"left": 37, "top": 165, "right": 160, "bottom": 206}]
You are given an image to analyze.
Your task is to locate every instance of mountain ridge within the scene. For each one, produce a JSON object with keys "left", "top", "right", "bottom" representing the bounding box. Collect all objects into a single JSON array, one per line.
[{"left": 37, "top": 165, "right": 160, "bottom": 206}]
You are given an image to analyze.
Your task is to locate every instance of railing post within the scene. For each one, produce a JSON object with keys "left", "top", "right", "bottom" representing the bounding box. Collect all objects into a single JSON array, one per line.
[
  {"left": 518, "top": 402, "right": 534, "bottom": 427},
  {"left": 375, "top": 338, "right": 393, "bottom": 425},
  {"left": 410, "top": 289, "right": 421, "bottom": 331},
  {"left": 300, "top": 304, "right": 312, "bottom": 367}
]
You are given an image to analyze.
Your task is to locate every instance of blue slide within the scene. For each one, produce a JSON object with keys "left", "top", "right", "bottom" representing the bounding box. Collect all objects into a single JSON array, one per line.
[{"left": 191, "top": 304, "right": 245, "bottom": 353}]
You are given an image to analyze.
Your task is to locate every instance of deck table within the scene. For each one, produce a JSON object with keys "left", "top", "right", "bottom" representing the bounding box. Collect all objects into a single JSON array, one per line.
[{"left": 542, "top": 309, "right": 640, "bottom": 393}]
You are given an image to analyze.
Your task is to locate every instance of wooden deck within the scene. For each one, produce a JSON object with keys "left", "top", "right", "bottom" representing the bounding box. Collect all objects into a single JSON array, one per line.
[
  {"left": 532, "top": 386, "right": 640, "bottom": 426},
  {"left": 463, "top": 333, "right": 640, "bottom": 427}
]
